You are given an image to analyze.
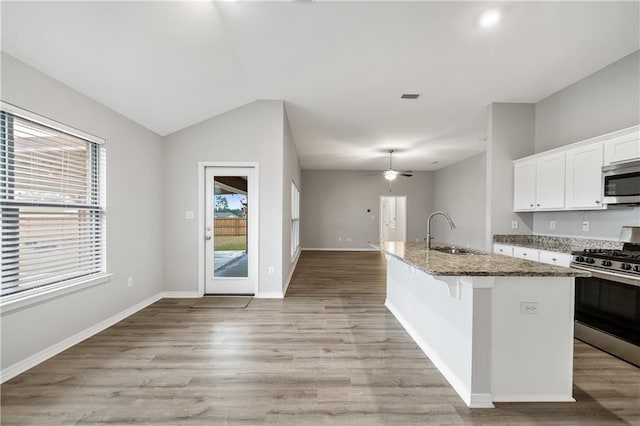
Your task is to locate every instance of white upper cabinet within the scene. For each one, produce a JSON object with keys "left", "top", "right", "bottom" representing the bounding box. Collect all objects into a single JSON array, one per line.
[
  {"left": 535, "top": 152, "right": 565, "bottom": 210},
  {"left": 514, "top": 152, "right": 565, "bottom": 211},
  {"left": 514, "top": 160, "right": 536, "bottom": 211},
  {"left": 604, "top": 132, "right": 640, "bottom": 165},
  {"left": 513, "top": 125, "right": 639, "bottom": 212},
  {"left": 565, "top": 142, "right": 605, "bottom": 209}
]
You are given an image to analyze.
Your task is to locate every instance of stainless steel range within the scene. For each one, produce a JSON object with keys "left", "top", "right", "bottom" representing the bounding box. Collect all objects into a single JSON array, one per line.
[{"left": 570, "top": 226, "right": 640, "bottom": 367}]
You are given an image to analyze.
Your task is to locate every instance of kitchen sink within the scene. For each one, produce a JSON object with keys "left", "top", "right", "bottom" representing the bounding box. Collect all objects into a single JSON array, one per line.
[{"left": 433, "top": 246, "right": 477, "bottom": 255}]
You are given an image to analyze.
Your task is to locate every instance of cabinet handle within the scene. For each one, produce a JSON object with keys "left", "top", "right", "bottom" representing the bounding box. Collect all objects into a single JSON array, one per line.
[
  {"left": 595, "top": 200, "right": 601, "bottom": 204},
  {"left": 537, "top": 204, "right": 541, "bottom": 207},
  {"left": 530, "top": 204, "right": 534, "bottom": 207},
  {"left": 552, "top": 258, "right": 557, "bottom": 261},
  {"left": 523, "top": 253, "right": 527, "bottom": 256}
]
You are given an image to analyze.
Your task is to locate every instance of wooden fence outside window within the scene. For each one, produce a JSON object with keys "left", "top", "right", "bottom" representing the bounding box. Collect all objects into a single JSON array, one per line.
[{"left": 214, "top": 218, "right": 247, "bottom": 236}]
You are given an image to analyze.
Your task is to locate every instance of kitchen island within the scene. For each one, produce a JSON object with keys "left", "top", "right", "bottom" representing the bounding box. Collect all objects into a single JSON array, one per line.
[{"left": 372, "top": 241, "right": 590, "bottom": 408}]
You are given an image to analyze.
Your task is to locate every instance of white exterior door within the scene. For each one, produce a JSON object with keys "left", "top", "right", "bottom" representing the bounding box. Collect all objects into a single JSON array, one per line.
[{"left": 204, "top": 167, "right": 257, "bottom": 295}]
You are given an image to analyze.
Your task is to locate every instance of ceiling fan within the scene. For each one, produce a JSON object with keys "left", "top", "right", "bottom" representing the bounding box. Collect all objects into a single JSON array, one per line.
[{"left": 383, "top": 149, "right": 413, "bottom": 181}]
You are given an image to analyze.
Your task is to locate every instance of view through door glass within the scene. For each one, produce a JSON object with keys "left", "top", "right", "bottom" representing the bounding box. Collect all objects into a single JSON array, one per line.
[{"left": 213, "top": 176, "right": 248, "bottom": 278}]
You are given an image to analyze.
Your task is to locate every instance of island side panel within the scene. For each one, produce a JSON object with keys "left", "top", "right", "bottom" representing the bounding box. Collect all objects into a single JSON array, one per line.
[
  {"left": 491, "top": 276, "right": 575, "bottom": 402},
  {"left": 384, "top": 255, "right": 481, "bottom": 407}
]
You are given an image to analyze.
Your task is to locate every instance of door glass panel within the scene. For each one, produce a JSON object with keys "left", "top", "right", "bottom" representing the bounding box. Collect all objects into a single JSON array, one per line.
[{"left": 213, "top": 176, "right": 248, "bottom": 278}]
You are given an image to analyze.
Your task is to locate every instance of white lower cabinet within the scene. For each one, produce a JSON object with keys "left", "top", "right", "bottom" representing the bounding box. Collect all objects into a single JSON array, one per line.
[
  {"left": 493, "top": 244, "right": 570, "bottom": 267},
  {"left": 538, "top": 250, "right": 572, "bottom": 267},
  {"left": 493, "top": 244, "right": 513, "bottom": 256},
  {"left": 512, "top": 246, "right": 540, "bottom": 262}
]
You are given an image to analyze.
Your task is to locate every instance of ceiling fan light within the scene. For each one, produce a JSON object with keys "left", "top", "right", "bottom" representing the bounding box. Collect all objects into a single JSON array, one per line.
[{"left": 384, "top": 170, "right": 398, "bottom": 181}]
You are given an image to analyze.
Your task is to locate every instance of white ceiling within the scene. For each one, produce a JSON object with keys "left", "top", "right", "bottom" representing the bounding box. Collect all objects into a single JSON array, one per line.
[{"left": 2, "top": 1, "right": 638, "bottom": 171}]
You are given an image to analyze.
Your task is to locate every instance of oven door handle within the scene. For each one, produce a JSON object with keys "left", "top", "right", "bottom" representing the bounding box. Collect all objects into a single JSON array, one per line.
[{"left": 572, "top": 265, "right": 640, "bottom": 288}]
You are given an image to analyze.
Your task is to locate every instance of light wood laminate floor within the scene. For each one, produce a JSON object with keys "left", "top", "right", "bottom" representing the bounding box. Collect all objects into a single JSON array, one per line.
[{"left": 2, "top": 251, "right": 639, "bottom": 425}]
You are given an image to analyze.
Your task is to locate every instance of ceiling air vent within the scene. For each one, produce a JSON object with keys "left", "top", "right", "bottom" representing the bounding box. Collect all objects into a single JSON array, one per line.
[{"left": 400, "top": 94, "right": 420, "bottom": 99}]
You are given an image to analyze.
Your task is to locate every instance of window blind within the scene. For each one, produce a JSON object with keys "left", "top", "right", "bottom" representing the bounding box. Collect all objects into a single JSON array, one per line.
[{"left": 1, "top": 105, "right": 106, "bottom": 297}]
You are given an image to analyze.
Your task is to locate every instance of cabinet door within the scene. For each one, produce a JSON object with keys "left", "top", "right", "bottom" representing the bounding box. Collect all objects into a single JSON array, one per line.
[
  {"left": 565, "top": 142, "right": 605, "bottom": 209},
  {"left": 513, "top": 247, "right": 540, "bottom": 262},
  {"left": 493, "top": 244, "right": 513, "bottom": 256},
  {"left": 539, "top": 250, "right": 571, "bottom": 267},
  {"left": 514, "top": 160, "right": 536, "bottom": 211},
  {"left": 536, "top": 153, "right": 565, "bottom": 210},
  {"left": 604, "top": 132, "right": 640, "bottom": 165}
]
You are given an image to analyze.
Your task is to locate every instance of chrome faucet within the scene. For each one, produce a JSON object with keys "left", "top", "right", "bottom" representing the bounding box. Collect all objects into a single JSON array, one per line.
[{"left": 426, "top": 211, "right": 456, "bottom": 249}]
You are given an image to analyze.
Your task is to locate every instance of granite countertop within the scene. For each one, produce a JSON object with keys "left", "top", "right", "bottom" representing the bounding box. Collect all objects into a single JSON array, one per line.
[
  {"left": 493, "top": 234, "right": 622, "bottom": 254},
  {"left": 371, "top": 241, "right": 591, "bottom": 277}
]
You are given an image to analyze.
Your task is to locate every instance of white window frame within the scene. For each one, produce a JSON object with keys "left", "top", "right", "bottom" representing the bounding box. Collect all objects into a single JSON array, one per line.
[
  {"left": 0, "top": 102, "right": 110, "bottom": 313},
  {"left": 291, "top": 181, "right": 300, "bottom": 259}
]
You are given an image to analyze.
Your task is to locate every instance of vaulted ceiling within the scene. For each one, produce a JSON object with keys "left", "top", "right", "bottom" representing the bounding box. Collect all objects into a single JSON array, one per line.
[{"left": 2, "top": 1, "right": 638, "bottom": 171}]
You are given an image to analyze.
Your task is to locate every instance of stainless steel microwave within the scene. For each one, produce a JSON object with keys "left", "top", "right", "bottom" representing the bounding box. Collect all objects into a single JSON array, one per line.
[{"left": 602, "top": 159, "right": 640, "bottom": 204}]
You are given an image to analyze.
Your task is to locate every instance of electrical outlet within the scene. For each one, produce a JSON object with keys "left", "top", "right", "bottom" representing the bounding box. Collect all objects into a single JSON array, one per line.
[
  {"left": 582, "top": 221, "right": 590, "bottom": 232},
  {"left": 268, "top": 267, "right": 275, "bottom": 276},
  {"left": 550, "top": 220, "right": 556, "bottom": 230},
  {"left": 184, "top": 210, "right": 194, "bottom": 220},
  {"left": 346, "top": 237, "right": 352, "bottom": 242},
  {"left": 521, "top": 302, "right": 538, "bottom": 314},
  {"left": 511, "top": 220, "right": 519, "bottom": 229},
  {"left": 127, "top": 276, "right": 133, "bottom": 288},
  {"left": 338, "top": 237, "right": 342, "bottom": 242}
]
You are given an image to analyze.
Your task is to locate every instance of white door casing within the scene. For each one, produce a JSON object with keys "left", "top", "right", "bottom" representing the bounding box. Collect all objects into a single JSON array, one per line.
[
  {"left": 380, "top": 196, "right": 407, "bottom": 242},
  {"left": 198, "top": 163, "right": 259, "bottom": 296}
]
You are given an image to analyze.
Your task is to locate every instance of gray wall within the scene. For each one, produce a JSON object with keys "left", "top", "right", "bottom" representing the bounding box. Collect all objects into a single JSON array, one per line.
[
  {"left": 486, "top": 103, "right": 536, "bottom": 248},
  {"left": 432, "top": 153, "right": 486, "bottom": 250},
  {"left": 1, "top": 53, "right": 165, "bottom": 370},
  {"left": 282, "top": 107, "right": 302, "bottom": 285},
  {"left": 535, "top": 50, "right": 640, "bottom": 153},
  {"left": 163, "top": 100, "right": 287, "bottom": 296},
  {"left": 301, "top": 170, "right": 433, "bottom": 249},
  {"left": 533, "top": 209, "right": 640, "bottom": 240},
  {"left": 532, "top": 50, "right": 640, "bottom": 239}
]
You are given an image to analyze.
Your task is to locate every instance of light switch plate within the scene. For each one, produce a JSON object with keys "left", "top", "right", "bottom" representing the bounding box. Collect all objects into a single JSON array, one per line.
[
  {"left": 511, "top": 220, "right": 518, "bottom": 229},
  {"left": 582, "top": 221, "right": 590, "bottom": 232},
  {"left": 550, "top": 220, "right": 556, "bottom": 230}
]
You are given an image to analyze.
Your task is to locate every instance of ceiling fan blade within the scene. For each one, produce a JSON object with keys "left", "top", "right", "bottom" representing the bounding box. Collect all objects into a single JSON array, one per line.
[{"left": 400, "top": 173, "right": 413, "bottom": 177}]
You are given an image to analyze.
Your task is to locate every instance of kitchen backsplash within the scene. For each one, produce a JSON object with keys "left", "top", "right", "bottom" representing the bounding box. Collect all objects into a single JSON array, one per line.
[{"left": 493, "top": 234, "right": 623, "bottom": 252}]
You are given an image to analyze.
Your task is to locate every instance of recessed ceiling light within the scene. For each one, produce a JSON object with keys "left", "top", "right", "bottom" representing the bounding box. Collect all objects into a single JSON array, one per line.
[
  {"left": 400, "top": 94, "right": 420, "bottom": 100},
  {"left": 478, "top": 9, "right": 502, "bottom": 28}
]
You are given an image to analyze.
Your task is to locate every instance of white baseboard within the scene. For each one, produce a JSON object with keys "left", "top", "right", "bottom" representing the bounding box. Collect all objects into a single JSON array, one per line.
[
  {"left": 161, "top": 291, "right": 200, "bottom": 298},
  {"left": 302, "top": 247, "right": 378, "bottom": 251},
  {"left": 469, "top": 393, "right": 495, "bottom": 408},
  {"left": 1, "top": 293, "right": 162, "bottom": 384},
  {"left": 385, "top": 299, "right": 494, "bottom": 409},
  {"left": 283, "top": 250, "right": 301, "bottom": 296},
  {"left": 255, "top": 291, "right": 284, "bottom": 299},
  {"left": 492, "top": 394, "right": 575, "bottom": 403}
]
